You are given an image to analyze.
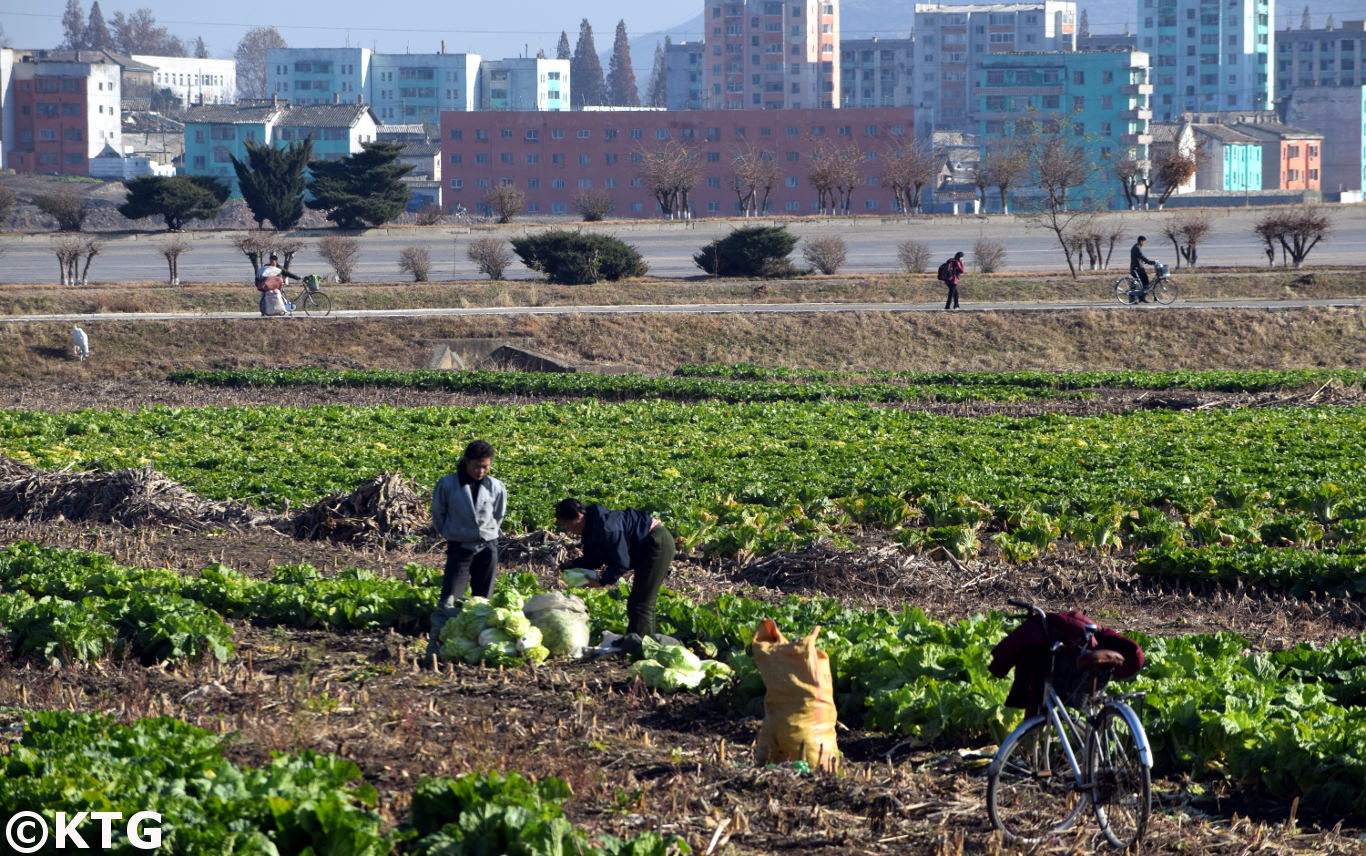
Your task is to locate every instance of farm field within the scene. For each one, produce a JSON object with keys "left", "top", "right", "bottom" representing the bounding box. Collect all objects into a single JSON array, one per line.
[{"left": 3, "top": 288, "right": 1366, "bottom": 853}]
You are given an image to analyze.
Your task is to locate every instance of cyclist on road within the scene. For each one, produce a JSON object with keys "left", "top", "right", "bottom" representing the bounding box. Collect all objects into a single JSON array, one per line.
[{"left": 1128, "top": 236, "right": 1158, "bottom": 304}]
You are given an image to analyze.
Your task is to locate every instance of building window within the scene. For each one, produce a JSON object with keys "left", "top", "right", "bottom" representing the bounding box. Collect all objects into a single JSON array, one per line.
[
  {"left": 577, "top": 129, "right": 591, "bottom": 138},
  {"left": 475, "top": 153, "right": 489, "bottom": 164},
  {"left": 552, "top": 153, "right": 565, "bottom": 164},
  {"left": 500, "top": 153, "right": 513, "bottom": 163},
  {"left": 578, "top": 154, "right": 591, "bottom": 166},
  {"left": 451, "top": 154, "right": 462, "bottom": 164},
  {"left": 527, "top": 178, "right": 540, "bottom": 188},
  {"left": 526, "top": 129, "right": 539, "bottom": 141},
  {"left": 552, "top": 178, "right": 566, "bottom": 188},
  {"left": 450, "top": 178, "right": 463, "bottom": 189},
  {"left": 786, "top": 176, "right": 799, "bottom": 187}
]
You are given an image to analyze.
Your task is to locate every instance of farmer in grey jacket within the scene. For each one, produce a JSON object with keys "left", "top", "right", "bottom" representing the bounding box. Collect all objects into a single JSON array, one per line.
[{"left": 428, "top": 439, "right": 507, "bottom": 654}]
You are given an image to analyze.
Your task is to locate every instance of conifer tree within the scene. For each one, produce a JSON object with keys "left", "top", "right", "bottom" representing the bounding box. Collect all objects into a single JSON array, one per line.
[
  {"left": 232, "top": 137, "right": 313, "bottom": 230},
  {"left": 606, "top": 20, "right": 640, "bottom": 107},
  {"left": 306, "top": 141, "right": 413, "bottom": 230},
  {"left": 556, "top": 31, "right": 572, "bottom": 60},
  {"left": 85, "top": 2, "right": 113, "bottom": 50},
  {"left": 571, "top": 19, "right": 606, "bottom": 108},
  {"left": 61, "top": 0, "right": 86, "bottom": 49},
  {"left": 118, "top": 175, "right": 229, "bottom": 230},
  {"left": 646, "top": 40, "right": 668, "bottom": 108}
]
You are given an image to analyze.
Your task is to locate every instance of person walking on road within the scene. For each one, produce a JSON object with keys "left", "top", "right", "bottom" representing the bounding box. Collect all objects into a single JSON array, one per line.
[
  {"left": 942, "top": 251, "right": 966, "bottom": 310},
  {"left": 428, "top": 440, "right": 506, "bottom": 655},
  {"left": 1128, "top": 236, "right": 1158, "bottom": 303},
  {"left": 555, "top": 498, "right": 675, "bottom": 640}
]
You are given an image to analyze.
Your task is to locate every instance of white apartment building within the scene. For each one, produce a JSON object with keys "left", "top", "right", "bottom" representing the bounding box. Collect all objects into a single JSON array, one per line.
[
  {"left": 372, "top": 52, "right": 482, "bottom": 122},
  {"left": 665, "top": 41, "right": 706, "bottom": 110},
  {"left": 840, "top": 37, "right": 914, "bottom": 107},
  {"left": 1136, "top": 0, "right": 1274, "bottom": 120},
  {"left": 266, "top": 47, "right": 372, "bottom": 106},
  {"left": 477, "top": 57, "right": 569, "bottom": 111},
  {"left": 133, "top": 54, "right": 236, "bottom": 107},
  {"left": 913, "top": 1, "right": 1077, "bottom": 131},
  {"left": 702, "top": 0, "right": 841, "bottom": 110}
]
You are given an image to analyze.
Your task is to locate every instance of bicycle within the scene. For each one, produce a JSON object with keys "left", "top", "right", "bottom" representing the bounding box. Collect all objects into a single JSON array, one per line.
[
  {"left": 1114, "top": 262, "right": 1178, "bottom": 305},
  {"left": 986, "top": 598, "right": 1152, "bottom": 849},
  {"left": 283, "top": 274, "right": 333, "bottom": 317}
]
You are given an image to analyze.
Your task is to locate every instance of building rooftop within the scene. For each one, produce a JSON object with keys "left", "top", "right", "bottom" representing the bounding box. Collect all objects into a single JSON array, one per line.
[
  {"left": 1190, "top": 124, "right": 1262, "bottom": 144},
  {"left": 184, "top": 103, "right": 285, "bottom": 124},
  {"left": 277, "top": 103, "right": 377, "bottom": 128},
  {"left": 1231, "top": 121, "right": 1323, "bottom": 141},
  {"left": 17, "top": 48, "right": 154, "bottom": 70}
]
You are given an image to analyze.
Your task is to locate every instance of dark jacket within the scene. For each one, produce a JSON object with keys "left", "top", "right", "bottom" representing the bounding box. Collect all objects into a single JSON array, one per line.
[
  {"left": 576, "top": 504, "right": 657, "bottom": 585},
  {"left": 1129, "top": 242, "right": 1155, "bottom": 273},
  {"left": 989, "top": 610, "right": 1144, "bottom": 716}
]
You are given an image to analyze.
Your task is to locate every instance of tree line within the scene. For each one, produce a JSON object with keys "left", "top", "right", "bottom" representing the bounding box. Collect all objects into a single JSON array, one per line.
[
  {"left": 558, "top": 18, "right": 667, "bottom": 109},
  {"left": 59, "top": 1, "right": 207, "bottom": 58}
]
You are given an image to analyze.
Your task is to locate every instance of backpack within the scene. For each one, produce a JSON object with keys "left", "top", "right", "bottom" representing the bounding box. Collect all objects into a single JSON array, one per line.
[
  {"left": 255, "top": 274, "right": 284, "bottom": 292},
  {"left": 937, "top": 259, "right": 953, "bottom": 283}
]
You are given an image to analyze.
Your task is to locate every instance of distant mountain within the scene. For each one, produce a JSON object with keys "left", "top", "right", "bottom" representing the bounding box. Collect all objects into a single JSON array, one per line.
[{"left": 621, "top": 0, "right": 1138, "bottom": 102}]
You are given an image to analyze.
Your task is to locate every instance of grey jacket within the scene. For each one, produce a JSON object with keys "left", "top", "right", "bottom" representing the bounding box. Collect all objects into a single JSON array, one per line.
[{"left": 431, "top": 472, "right": 506, "bottom": 544}]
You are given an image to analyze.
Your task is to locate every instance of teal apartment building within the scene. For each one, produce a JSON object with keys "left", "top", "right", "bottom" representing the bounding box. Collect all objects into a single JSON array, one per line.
[
  {"left": 182, "top": 100, "right": 379, "bottom": 196},
  {"left": 975, "top": 50, "right": 1152, "bottom": 207},
  {"left": 1137, "top": 0, "right": 1273, "bottom": 121}
]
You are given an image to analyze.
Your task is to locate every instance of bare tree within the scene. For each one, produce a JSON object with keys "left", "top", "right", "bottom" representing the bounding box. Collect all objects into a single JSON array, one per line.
[
  {"left": 728, "top": 147, "right": 781, "bottom": 216},
  {"left": 412, "top": 202, "right": 444, "bottom": 226},
  {"left": 896, "top": 239, "right": 932, "bottom": 274},
  {"left": 35, "top": 191, "right": 89, "bottom": 232},
  {"left": 52, "top": 235, "right": 101, "bottom": 285},
  {"left": 1161, "top": 215, "right": 1212, "bottom": 269},
  {"left": 1076, "top": 221, "right": 1125, "bottom": 270},
  {"left": 637, "top": 141, "right": 701, "bottom": 219},
  {"left": 807, "top": 142, "right": 862, "bottom": 215},
  {"left": 467, "top": 237, "right": 514, "bottom": 280},
  {"left": 397, "top": 246, "right": 431, "bottom": 281},
  {"left": 1253, "top": 208, "right": 1331, "bottom": 267},
  {"left": 574, "top": 189, "right": 614, "bottom": 221},
  {"left": 880, "top": 141, "right": 939, "bottom": 214},
  {"left": 1150, "top": 142, "right": 1203, "bottom": 210},
  {"left": 157, "top": 236, "right": 190, "bottom": 284},
  {"left": 1113, "top": 159, "right": 1148, "bottom": 211},
  {"left": 975, "top": 142, "right": 1028, "bottom": 214},
  {"left": 317, "top": 236, "right": 360, "bottom": 282},
  {"left": 973, "top": 238, "right": 1007, "bottom": 273},
  {"left": 1024, "top": 126, "right": 1100, "bottom": 279},
  {"left": 802, "top": 236, "right": 847, "bottom": 274},
  {"left": 234, "top": 26, "right": 286, "bottom": 100},
  {"left": 483, "top": 185, "right": 525, "bottom": 224},
  {"left": 0, "top": 187, "right": 16, "bottom": 226}
]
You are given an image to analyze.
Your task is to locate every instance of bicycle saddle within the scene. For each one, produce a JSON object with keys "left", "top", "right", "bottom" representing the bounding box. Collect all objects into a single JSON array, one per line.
[{"left": 1077, "top": 648, "right": 1125, "bottom": 671}]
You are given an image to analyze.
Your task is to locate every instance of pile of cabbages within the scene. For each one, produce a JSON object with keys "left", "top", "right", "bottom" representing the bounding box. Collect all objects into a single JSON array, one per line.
[{"left": 437, "top": 589, "right": 591, "bottom": 666}]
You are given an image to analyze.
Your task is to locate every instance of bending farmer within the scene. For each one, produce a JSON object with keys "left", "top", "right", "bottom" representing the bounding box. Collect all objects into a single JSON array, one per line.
[
  {"left": 554, "top": 497, "right": 675, "bottom": 639},
  {"left": 428, "top": 440, "right": 506, "bottom": 655}
]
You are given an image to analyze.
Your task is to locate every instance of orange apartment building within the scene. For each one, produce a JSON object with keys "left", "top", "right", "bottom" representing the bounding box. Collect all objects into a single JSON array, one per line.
[{"left": 702, "top": 0, "right": 840, "bottom": 110}]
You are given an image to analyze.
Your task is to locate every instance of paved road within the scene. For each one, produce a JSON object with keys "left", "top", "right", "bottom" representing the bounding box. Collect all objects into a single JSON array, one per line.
[
  {"left": 4, "top": 296, "right": 1362, "bottom": 324},
  {"left": 1, "top": 206, "right": 1362, "bottom": 284}
]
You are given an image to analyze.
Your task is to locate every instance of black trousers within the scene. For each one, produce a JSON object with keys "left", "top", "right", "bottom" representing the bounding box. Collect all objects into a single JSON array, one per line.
[
  {"left": 1129, "top": 267, "right": 1150, "bottom": 302},
  {"left": 428, "top": 538, "right": 499, "bottom": 652},
  {"left": 625, "top": 525, "right": 676, "bottom": 638},
  {"left": 944, "top": 282, "right": 959, "bottom": 309}
]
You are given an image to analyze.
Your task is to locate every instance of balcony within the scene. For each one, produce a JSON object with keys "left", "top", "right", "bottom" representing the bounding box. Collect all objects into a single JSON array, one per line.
[
  {"left": 1121, "top": 83, "right": 1154, "bottom": 94},
  {"left": 1120, "top": 133, "right": 1153, "bottom": 145},
  {"left": 1120, "top": 107, "right": 1154, "bottom": 120}
]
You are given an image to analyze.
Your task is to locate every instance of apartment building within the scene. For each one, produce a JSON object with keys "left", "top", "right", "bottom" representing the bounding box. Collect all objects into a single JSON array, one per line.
[
  {"left": 267, "top": 47, "right": 371, "bottom": 106},
  {"left": 1232, "top": 121, "right": 1322, "bottom": 190},
  {"left": 913, "top": 2, "right": 1077, "bottom": 132},
  {"left": 701, "top": 0, "right": 841, "bottom": 110},
  {"left": 1275, "top": 20, "right": 1366, "bottom": 93},
  {"left": 477, "top": 58, "right": 569, "bottom": 112},
  {"left": 840, "top": 37, "right": 914, "bottom": 108},
  {"left": 2, "top": 48, "right": 122, "bottom": 175},
  {"left": 1284, "top": 85, "right": 1366, "bottom": 193},
  {"left": 134, "top": 54, "right": 236, "bottom": 107},
  {"left": 665, "top": 41, "right": 706, "bottom": 110},
  {"left": 1136, "top": 0, "right": 1274, "bottom": 120},
  {"left": 372, "top": 52, "right": 482, "bottom": 122},
  {"left": 973, "top": 50, "right": 1151, "bottom": 205},
  {"left": 440, "top": 106, "right": 913, "bottom": 218}
]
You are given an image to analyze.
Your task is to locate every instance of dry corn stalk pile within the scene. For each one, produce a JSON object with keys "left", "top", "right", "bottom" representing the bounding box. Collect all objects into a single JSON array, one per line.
[
  {"left": 291, "top": 471, "right": 431, "bottom": 549},
  {"left": 0, "top": 456, "right": 274, "bottom": 531}
]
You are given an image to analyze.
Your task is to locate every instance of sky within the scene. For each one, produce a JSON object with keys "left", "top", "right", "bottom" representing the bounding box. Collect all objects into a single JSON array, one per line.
[{"left": 0, "top": 1, "right": 703, "bottom": 60}]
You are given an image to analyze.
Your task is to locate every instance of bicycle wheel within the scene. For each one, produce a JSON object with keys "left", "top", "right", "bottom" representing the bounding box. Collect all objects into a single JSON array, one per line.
[
  {"left": 988, "top": 717, "right": 1089, "bottom": 844},
  {"left": 1113, "top": 278, "right": 1137, "bottom": 305},
  {"left": 300, "top": 291, "right": 332, "bottom": 317},
  {"left": 1087, "top": 704, "right": 1151, "bottom": 850},
  {"left": 1153, "top": 279, "right": 1178, "bottom": 305}
]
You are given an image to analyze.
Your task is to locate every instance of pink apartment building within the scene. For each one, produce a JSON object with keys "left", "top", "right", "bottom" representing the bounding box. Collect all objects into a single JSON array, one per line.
[{"left": 440, "top": 106, "right": 915, "bottom": 219}]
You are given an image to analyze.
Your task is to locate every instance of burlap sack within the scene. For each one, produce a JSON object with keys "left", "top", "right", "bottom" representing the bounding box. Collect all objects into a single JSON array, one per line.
[{"left": 752, "top": 618, "right": 840, "bottom": 771}]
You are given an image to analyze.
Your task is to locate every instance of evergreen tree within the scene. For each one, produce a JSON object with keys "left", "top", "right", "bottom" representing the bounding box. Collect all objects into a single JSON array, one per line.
[
  {"left": 556, "top": 31, "right": 572, "bottom": 60},
  {"left": 571, "top": 19, "right": 606, "bottom": 108},
  {"left": 85, "top": 2, "right": 113, "bottom": 51},
  {"left": 231, "top": 137, "right": 313, "bottom": 230},
  {"left": 1079, "top": 9, "right": 1090, "bottom": 37},
  {"left": 61, "top": 0, "right": 86, "bottom": 49},
  {"left": 118, "top": 175, "right": 229, "bottom": 230},
  {"left": 194, "top": 36, "right": 210, "bottom": 59},
  {"left": 1301, "top": 5, "right": 1310, "bottom": 29},
  {"left": 606, "top": 20, "right": 640, "bottom": 107},
  {"left": 306, "top": 141, "right": 413, "bottom": 230},
  {"left": 646, "top": 40, "right": 668, "bottom": 108}
]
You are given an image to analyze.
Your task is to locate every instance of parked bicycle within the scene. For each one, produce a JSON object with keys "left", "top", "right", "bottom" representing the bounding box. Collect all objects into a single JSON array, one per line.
[
  {"left": 284, "top": 274, "right": 333, "bottom": 317},
  {"left": 1114, "top": 262, "right": 1178, "bottom": 305},
  {"left": 986, "top": 598, "right": 1152, "bottom": 849}
]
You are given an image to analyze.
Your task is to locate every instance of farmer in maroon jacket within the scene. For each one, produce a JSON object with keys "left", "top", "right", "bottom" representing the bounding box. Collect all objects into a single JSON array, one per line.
[{"left": 944, "top": 251, "right": 966, "bottom": 310}]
